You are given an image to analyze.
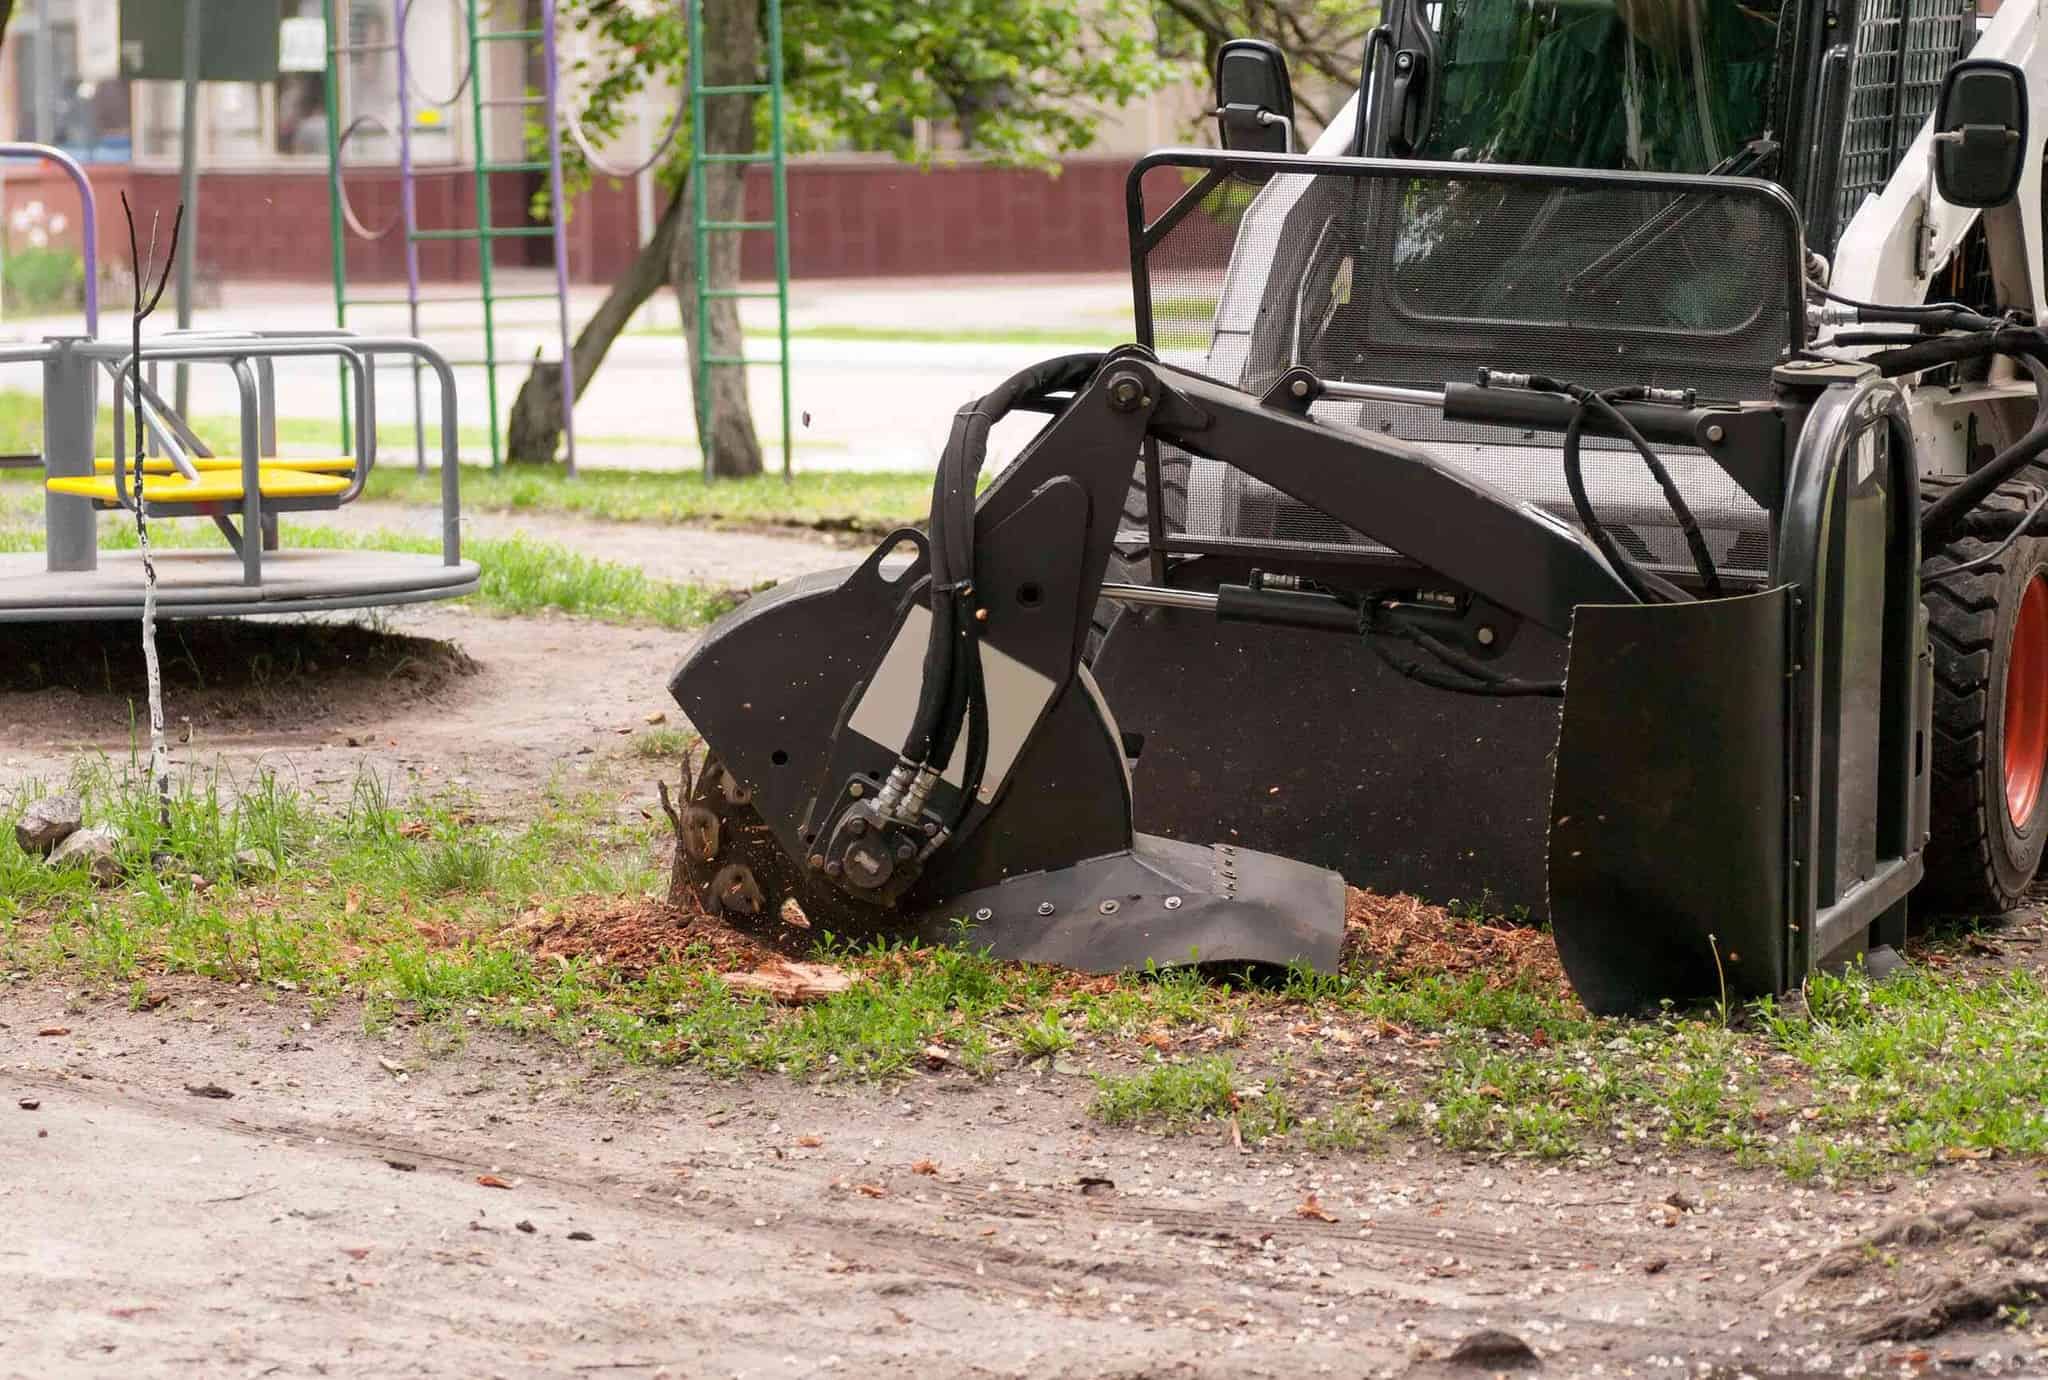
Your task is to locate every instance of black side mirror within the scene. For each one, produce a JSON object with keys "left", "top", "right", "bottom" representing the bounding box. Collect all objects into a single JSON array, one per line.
[
  {"left": 1214, "top": 38, "right": 1295, "bottom": 155},
  {"left": 1934, "top": 58, "right": 2029, "bottom": 208}
]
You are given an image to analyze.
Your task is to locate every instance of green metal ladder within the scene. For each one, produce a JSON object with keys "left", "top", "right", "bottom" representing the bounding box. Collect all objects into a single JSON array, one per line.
[
  {"left": 686, "top": 0, "right": 792, "bottom": 480},
  {"left": 322, "top": 0, "right": 578, "bottom": 472}
]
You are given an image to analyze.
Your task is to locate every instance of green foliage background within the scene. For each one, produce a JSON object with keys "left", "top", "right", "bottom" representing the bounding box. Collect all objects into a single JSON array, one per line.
[{"left": 552, "top": 0, "right": 1381, "bottom": 197}]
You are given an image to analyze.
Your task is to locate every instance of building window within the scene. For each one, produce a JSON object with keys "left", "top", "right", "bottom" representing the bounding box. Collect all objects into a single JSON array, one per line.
[
  {"left": 126, "top": 0, "right": 464, "bottom": 168},
  {"left": 275, "top": 0, "right": 330, "bottom": 156},
  {"left": 10, "top": 0, "right": 134, "bottom": 161},
  {"left": 332, "top": 0, "right": 460, "bottom": 165},
  {"left": 207, "top": 82, "right": 268, "bottom": 162}
]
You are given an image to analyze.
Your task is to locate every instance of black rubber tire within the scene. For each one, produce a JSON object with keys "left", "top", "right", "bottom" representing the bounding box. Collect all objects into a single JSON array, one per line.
[
  {"left": 1920, "top": 524, "right": 2048, "bottom": 915},
  {"left": 1085, "top": 549, "right": 1145, "bottom": 666},
  {"left": 1084, "top": 451, "right": 1186, "bottom": 666}
]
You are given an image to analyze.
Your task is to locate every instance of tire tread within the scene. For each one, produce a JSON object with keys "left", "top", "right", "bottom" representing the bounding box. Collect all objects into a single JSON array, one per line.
[{"left": 1919, "top": 474, "right": 2048, "bottom": 913}]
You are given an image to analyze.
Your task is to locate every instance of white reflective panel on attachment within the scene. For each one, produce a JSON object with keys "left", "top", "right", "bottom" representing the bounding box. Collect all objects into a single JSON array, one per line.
[{"left": 846, "top": 605, "right": 1057, "bottom": 804}]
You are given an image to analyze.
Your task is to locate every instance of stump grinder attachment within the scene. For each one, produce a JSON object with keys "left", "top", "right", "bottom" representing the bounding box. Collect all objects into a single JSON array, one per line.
[
  {"left": 670, "top": 355, "right": 1358, "bottom": 977},
  {"left": 672, "top": 151, "right": 1946, "bottom": 1014}
]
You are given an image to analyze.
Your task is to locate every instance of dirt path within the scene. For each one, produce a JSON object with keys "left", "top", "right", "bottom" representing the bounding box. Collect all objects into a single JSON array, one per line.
[
  {"left": 1, "top": 605, "right": 694, "bottom": 805},
  {"left": 10, "top": 562, "right": 2048, "bottom": 1375},
  {"left": 2, "top": 510, "right": 864, "bottom": 802},
  {"left": 320, "top": 503, "right": 865, "bottom": 588},
  {"left": 6, "top": 980, "right": 2031, "bottom": 1379}
]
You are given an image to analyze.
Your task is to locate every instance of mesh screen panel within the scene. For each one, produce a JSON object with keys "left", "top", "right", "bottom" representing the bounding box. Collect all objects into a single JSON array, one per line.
[
  {"left": 1833, "top": 0, "right": 1971, "bottom": 243},
  {"left": 1129, "top": 157, "right": 1804, "bottom": 578}
]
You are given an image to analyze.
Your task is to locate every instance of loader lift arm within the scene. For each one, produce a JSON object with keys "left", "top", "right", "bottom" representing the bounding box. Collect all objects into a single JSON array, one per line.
[
  {"left": 1120, "top": 361, "right": 1640, "bottom": 633},
  {"left": 870, "top": 349, "right": 1656, "bottom": 876}
]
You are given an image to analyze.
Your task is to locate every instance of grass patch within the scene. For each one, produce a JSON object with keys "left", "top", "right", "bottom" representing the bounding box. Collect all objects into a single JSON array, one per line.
[
  {"left": 1418, "top": 1023, "right": 1759, "bottom": 1162},
  {"left": 4, "top": 763, "right": 666, "bottom": 998},
  {"left": 1013, "top": 1008, "right": 1077, "bottom": 1060},
  {"left": 9, "top": 763, "right": 2048, "bottom": 1182},
  {"left": 1089, "top": 1052, "right": 1303, "bottom": 1143},
  {"left": 3, "top": 766, "right": 1230, "bottom": 1087},
  {"left": 0, "top": 765, "right": 1075, "bottom": 1077},
  {"left": 0, "top": 386, "right": 367, "bottom": 461},
  {"left": 445, "top": 531, "right": 737, "bottom": 627},
  {"left": 0, "top": 385, "right": 847, "bottom": 464},
  {"left": 1759, "top": 965, "right": 2048, "bottom": 1170},
  {"left": 1092, "top": 1056, "right": 1242, "bottom": 1129},
  {"left": 360, "top": 463, "right": 934, "bottom": 535},
  {"left": 0, "top": 390, "right": 928, "bottom": 535},
  {"left": 1371, "top": 956, "right": 2048, "bottom": 1174},
  {"left": 631, "top": 727, "right": 697, "bottom": 760},
  {"left": 1302, "top": 1099, "right": 1382, "bottom": 1153}
]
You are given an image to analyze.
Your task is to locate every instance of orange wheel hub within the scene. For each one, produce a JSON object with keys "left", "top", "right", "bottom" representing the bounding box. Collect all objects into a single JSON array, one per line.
[{"left": 2005, "top": 575, "right": 2048, "bottom": 828}]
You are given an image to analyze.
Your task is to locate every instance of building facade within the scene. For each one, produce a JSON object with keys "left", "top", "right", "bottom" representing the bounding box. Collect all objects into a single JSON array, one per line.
[{"left": 0, "top": 0, "right": 1216, "bottom": 284}]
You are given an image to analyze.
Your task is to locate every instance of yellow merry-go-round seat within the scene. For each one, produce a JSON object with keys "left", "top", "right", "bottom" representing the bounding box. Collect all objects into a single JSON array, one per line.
[
  {"left": 88, "top": 455, "right": 358, "bottom": 476},
  {"left": 46, "top": 467, "right": 351, "bottom": 505}
]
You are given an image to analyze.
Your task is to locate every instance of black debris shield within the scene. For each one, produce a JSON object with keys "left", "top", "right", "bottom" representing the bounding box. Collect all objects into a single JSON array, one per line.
[{"left": 1548, "top": 587, "right": 1792, "bottom": 1015}]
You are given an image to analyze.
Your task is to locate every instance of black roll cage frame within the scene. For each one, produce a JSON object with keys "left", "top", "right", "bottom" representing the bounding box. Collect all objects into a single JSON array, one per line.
[{"left": 1123, "top": 148, "right": 1810, "bottom": 571}]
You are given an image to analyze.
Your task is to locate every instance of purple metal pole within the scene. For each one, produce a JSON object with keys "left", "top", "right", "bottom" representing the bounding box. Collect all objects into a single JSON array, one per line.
[
  {"left": 397, "top": 0, "right": 427, "bottom": 471},
  {"left": 0, "top": 143, "right": 99, "bottom": 336},
  {"left": 540, "top": 0, "right": 577, "bottom": 474}
]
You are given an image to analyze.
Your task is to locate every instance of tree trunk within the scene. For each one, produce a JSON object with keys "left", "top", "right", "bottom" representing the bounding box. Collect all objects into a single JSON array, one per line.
[
  {"left": 503, "top": 0, "right": 766, "bottom": 473},
  {"left": 504, "top": 180, "right": 687, "bottom": 463},
  {"left": 671, "top": 0, "right": 764, "bottom": 479}
]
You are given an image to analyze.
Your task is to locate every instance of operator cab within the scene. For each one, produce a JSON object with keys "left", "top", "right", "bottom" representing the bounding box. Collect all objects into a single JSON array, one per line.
[
  {"left": 1176, "top": 0, "right": 1996, "bottom": 585},
  {"left": 1361, "top": 0, "right": 1781, "bottom": 176},
  {"left": 1348, "top": 0, "right": 1997, "bottom": 257}
]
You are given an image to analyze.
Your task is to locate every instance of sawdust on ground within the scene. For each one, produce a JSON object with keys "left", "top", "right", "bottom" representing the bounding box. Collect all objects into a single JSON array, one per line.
[
  {"left": 506, "top": 895, "right": 777, "bottom": 975},
  {"left": 513, "top": 888, "right": 1570, "bottom": 997},
  {"left": 1343, "top": 886, "right": 1570, "bottom": 994},
  {"left": 507, "top": 897, "right": 856, "bottom": 1002}
]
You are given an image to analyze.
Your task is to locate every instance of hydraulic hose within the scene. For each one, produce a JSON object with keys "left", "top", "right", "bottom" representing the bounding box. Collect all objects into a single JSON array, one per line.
[
  {"left": 1816, "top": 331, "right": 1941, "bottom": 349},
  {"left": 1806, "top": 311, "right": 2048, "bottom": 551},
  {"left": 1356, "top": 369, "right": 1720, "bottom": 697},
  {"left": 901, "top": 402, "right": 981, "bottom": 768},
  {"left": 1560, "top": 403, "right": 1692, "bottom": 604},
  {"left": 950, "top": 632, "right": 992, "bottom": 833},
  {"left": 1924, "top": 486, "right": 2048, "bottom": 585},
  {"left": 896, "top": 353, "right": 1106, "bottom": 817},
  {"left": 924, "top": 353, "right": 1103, "bottom": 775},
  {"left": 1869, "top": 326, "right": 2048, "bottom": 379},
  {"left": 1815, "top": 284, "right": 1992, "bottom": 325},
  {"left": 1530, "top": 376, "right": 1722, "bottom": 601},
  {"left": 1360, "top": 603, "right": 1565, "bottom": 697}
]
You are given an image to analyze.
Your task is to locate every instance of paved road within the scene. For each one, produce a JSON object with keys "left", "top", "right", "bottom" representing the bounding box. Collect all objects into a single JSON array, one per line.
[{"left": 0, "top": 272, "right": 1136, "bottom": 474}]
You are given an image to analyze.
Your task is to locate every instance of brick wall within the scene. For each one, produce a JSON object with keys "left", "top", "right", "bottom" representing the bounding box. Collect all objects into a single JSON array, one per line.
[
  {"left": 746, "top": 157, "right": 1134, "bottom": 278},
  {"left": 2, "top": 157, "right": 1136, "bottom": 287}
]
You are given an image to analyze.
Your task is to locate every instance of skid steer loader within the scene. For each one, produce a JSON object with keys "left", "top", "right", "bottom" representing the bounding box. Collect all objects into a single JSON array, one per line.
[{"left": 668, "top": 0, "right": 2048, "bottom": 1013}]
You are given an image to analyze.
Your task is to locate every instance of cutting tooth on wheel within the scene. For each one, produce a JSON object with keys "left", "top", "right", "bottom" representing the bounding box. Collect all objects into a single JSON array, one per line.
[
  {"left": 680, "top": 805, "right": 721, "bottom": 862},
  {"left": 711, "top": 863, "right": 765, "bottom": 916},
  {"left": 671, "top": 752, "right": 896, "bottom": 944},
  {"left": 714, "top": 765, "right": 751, "bottom": 806}
]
